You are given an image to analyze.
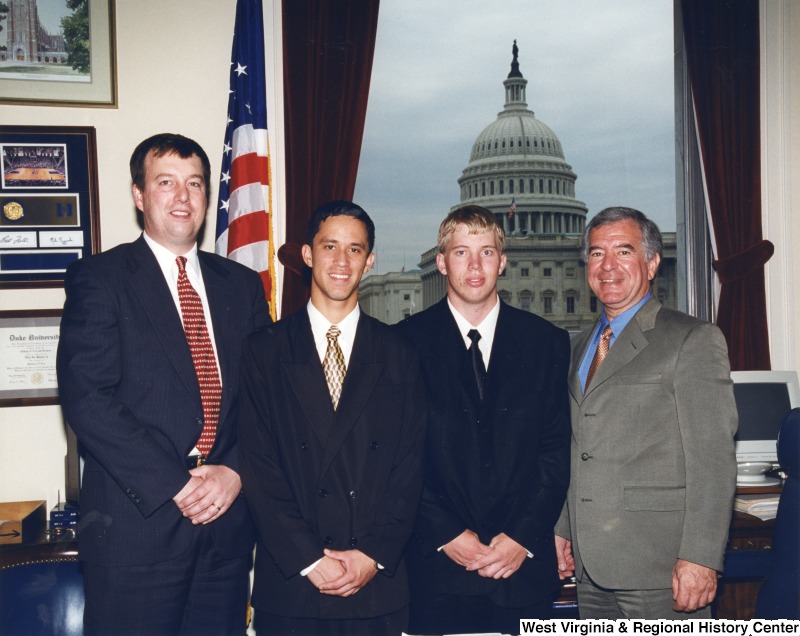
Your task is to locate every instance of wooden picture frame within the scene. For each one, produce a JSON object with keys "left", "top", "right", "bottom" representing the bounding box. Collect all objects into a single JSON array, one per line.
[
  {"left": 0, "top": 125, "right": 101, "bottom": 288},
  {"left": 0, "top": 0, "right": 117, "bottom": 107}
]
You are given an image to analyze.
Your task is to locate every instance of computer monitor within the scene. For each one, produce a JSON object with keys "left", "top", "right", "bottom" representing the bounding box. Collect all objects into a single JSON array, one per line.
[{"left": 731, "top": 370, "right": 800, "bottom": 486}]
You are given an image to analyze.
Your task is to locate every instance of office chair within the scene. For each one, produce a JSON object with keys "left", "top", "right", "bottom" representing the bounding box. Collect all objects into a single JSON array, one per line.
[
  {"left": 0, "top": 540, "right": 84, "bottom": 636},
  {"left": 755, "top": 407, "right": 800, "bottom": 619}
]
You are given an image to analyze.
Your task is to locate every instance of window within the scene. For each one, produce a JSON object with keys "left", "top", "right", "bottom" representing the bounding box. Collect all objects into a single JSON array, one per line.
[
  {"left": 499, "top": 180, "right": 504, "bottom": 194},
  {"left": 520, "top": 292, "right": 532, "bottom": 312},
  {"left": 543, "top": 267, "right": 552, "bottom": 277},
  {"left": 490, "top": 181, "right": 495, "bottom": 195},
  {"left": 354, "top": 1, "right": 678, "bottom": 317},
  {"left": 509, "top": 180, "right": 514, "bottom": 194},
  {"left": 543, "top": 292, "right": 554, "bottom": 315},
  {"left": 520, "top": 268, "right": 530, "bottom": 277},
  {"left": 590, "top": 297, "right": 598, "bottom": 313},
  {"left": 403, "top": 293, "right": 410, "bottom": 301},
  {"left": 566, "top": 267, "right": 575, "bottom": 277},
  {"left": 566, "top": 296, "right": 575, "bottom": 314}
]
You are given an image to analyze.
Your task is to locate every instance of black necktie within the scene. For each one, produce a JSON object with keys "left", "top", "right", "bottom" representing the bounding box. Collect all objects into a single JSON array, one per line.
[{"left": 468, "top": 329, "right": 486, "bottom": 402}]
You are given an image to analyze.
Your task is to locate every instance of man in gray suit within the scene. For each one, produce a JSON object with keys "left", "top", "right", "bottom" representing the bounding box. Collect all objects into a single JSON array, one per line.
[{"left": 554, "top": 206, "right": 738, "bottom": 619}]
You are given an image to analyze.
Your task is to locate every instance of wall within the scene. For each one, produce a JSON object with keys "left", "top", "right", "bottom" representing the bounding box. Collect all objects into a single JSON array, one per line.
[
  {"left": 1, "top": 0, "right": 799, "bottom": 511},
  {"left": 0, "top": 0, "right": 238, "bottom": 508},
  {"left": 762, "top": 0, "right": 800, "bottom": 374}
]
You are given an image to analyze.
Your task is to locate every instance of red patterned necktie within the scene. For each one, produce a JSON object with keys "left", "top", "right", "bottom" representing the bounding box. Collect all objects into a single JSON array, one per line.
[{"left": 176, "top": 256, "right": 221, "bottom": 455}]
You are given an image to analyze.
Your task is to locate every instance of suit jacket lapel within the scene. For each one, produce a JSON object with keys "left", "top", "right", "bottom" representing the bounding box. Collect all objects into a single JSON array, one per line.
[
  {"left": 201, "top": 253, "right": 236, "bottom": 424},
  {"left": 126, "top": 237, "right": 199, "bottom": 403},
  {"left": 482, "top": 302, "right": 512, "bottom": 408},
  {"left": 430, "top": 300, "right": 483, "bottom": 407},
  {"left": 283, "top": 312, "right": 334, "bottom": 446},
  {"left": 569, "top": 323, "right": 596, "bottom": 403},
  {"left": 582, "top": 297, "right": 660, "bottom": 398},
  {"left": 320, "top": 315, "right": 384, "bottom": 477}
]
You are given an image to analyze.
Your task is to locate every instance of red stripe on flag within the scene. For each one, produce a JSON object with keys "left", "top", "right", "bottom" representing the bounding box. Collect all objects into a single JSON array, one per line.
[
  {"left": 230, "top": 152, "right": 270, "bottom": 191},
  {"left": 228, "top": 210, "right": 271, "bottom": 252}
]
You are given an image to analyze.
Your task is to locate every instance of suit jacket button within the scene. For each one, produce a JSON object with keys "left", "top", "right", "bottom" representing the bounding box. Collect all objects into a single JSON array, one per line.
[
  {"left": 370, "top": 442, "right": 379, "bottom": 450},
  {"left": 349, "top": 537, "right": 358, "bottom": 547},
  {"left": 318, "top": 489, "right": 328, "bottom": 498},
  {"left": 581, "top": 452, "right": 590, "bottom": 461},
  {"left": 349, "top": 490, "right": 358, "bottom": 499},
  {"left": 323, "top": 536, "right": 333, "bottom": 546},
  {"left": 301, "top": 442, "right": 308, "bottom": 450}
]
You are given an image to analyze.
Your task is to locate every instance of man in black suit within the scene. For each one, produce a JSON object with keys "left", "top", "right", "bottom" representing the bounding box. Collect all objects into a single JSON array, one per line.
[
  {"left": 398, "top": 205, "right": 571, "bottom": 635},
  {"left": 238, "top": 201, "right": 427, "bottom": 636},
  {"left": 57, "top": 133, "right": 270, "bottom": 636}
]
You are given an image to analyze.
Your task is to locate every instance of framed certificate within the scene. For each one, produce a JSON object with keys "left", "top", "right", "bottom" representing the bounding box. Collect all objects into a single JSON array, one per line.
[
  {"left": 0, "top": 309, "right": 62, "bottom": 407},
  {"left": 0, "top": 125, "right": 101, "bottom": 288}
]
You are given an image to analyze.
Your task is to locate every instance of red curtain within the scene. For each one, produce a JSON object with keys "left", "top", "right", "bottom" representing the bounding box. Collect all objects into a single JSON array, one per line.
[
  {"left": 681, "top": 0, "right": 773, "bottom": 371},
  {"left": 280, "top": 0, "right": 381, "bottom": 316}
]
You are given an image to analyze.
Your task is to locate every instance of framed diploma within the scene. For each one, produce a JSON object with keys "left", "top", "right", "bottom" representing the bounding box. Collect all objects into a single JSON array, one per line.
[
  {"left": 0, "top": 125, "right": 101, "bottom": 288},
  {"left": 0, "top": 309, "right": 62, "bottom": 407}
]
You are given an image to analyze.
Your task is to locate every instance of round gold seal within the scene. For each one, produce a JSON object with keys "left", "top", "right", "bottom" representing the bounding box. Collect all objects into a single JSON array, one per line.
[
  {"left": 30, "top": 372, "right": 44, "bottom": 385},
  {"left": 4, "top": 201, "right": 24, "bottom": 221}
]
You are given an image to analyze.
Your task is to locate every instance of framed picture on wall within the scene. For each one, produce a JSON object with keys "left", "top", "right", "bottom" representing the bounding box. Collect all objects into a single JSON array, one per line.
[
  {"left": 0, "top": 309, "right": 62, "bottom": 407},
  {"left": 0, "top": 0, "right": 117, "bottom": 107},
  {"left": 0, "top": 125, "right": 101, "bottom": 288}
]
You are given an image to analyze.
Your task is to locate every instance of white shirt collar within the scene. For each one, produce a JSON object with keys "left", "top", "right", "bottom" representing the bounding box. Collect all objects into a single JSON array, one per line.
[
  {"left": 306, "top": 301, "right": 360, "bottom": 366},
  {"left": 142, "top": 231, "right": 199, "bottom": 279},
  {"left": 447, "top": 295, "right": 500, "bottom": 368}
]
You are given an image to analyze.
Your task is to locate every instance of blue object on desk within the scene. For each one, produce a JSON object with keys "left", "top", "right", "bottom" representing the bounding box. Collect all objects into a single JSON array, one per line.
[{"left": 756, "top": 407, "right": 800, "bottom": 619}]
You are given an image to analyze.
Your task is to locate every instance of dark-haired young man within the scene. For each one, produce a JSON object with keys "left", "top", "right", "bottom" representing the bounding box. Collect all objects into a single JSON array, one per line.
[
  {"left": 58, "top": 133, "right": 270, "bottom": 635},
  {"left": 239, "top": 201, "right": 426, "bottom": 635}
]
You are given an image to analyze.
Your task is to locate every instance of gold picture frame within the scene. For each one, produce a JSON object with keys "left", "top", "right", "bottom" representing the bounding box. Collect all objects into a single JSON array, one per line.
[{"left": 0, "top": 0, "right": 117, "bottom": 107}]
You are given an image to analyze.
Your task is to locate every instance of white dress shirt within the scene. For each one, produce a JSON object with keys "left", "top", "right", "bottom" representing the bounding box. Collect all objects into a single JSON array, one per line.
[
  {"left": 300, "top": 301, "right": 365, "bottom": 576},
  {"left": 306, "top": 300, "right": 360, "bottom": 367},
  {"left": 143, "top": 232, "right": 221, "bottom": 374},
  {"left": 445, "top": 295, "right": 533, "bottom": 558},
  {"left": 447, "top": 295, "right": 500, "bottom": 369},
  {"left": 143, "top": 232, "right": 221, "bottom": 458}
]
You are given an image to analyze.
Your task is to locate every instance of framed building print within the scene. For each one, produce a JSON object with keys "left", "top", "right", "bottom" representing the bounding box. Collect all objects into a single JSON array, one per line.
[{"left": 0, "top": 0, "right": 117, "bottom": 107}]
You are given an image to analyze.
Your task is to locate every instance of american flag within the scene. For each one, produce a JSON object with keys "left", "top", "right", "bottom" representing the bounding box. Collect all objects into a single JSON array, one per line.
[
  {"left": 508, "top": 197, "right": 516, "bottom": 218},
  {"left": 215, "top": 0, "right": 275, "bottom": 318}
]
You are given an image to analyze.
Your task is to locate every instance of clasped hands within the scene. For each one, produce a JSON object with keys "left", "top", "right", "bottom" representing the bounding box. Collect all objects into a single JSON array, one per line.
[
  {"left": 307, "top": 549, "right": 378, "bottom": 597},
  {"left": 443, "top": 529, "right": 527, "bottom": 579},
  {"left": 173, "top": 464, "right": 242, "bottom": 525}
]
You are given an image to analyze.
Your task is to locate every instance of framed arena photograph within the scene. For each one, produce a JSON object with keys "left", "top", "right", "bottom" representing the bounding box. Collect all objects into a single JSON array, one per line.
[{"left": 0, "top": 126, "right": 101, "bottom": 288}]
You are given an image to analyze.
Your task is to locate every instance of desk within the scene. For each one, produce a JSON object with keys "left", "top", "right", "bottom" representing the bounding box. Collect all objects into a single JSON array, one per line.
[
  {"left": 714, "top": 483, "right": 781, "bottom": 620},
  {"left": 552, "top": 483, "right": 781, "bottom": 619}
]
